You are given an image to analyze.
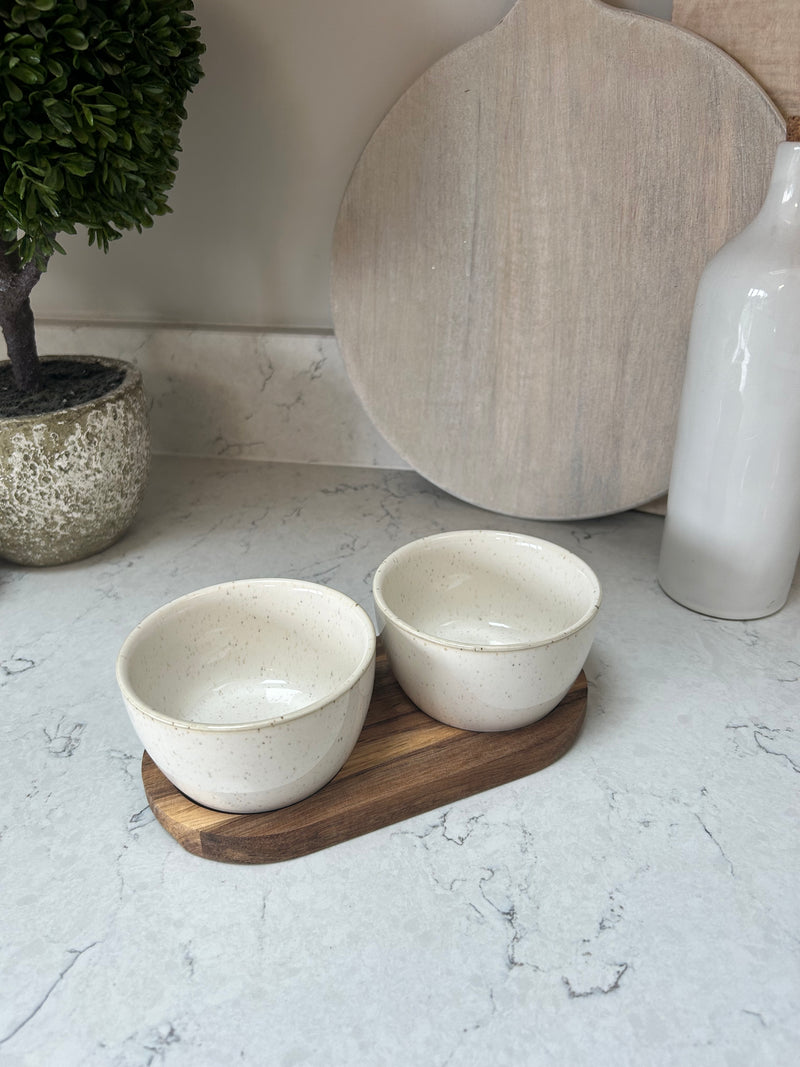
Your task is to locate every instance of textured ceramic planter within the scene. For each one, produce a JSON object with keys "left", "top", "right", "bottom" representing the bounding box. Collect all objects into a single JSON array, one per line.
[{"left": 0, "top": 355, "right": 150, "bottom": 566}]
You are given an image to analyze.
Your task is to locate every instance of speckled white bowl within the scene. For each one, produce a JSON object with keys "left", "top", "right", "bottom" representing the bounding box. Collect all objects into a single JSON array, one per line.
[
  {"left": 116, "top": 579, "right": 376, "bottom": 813},
  {"left": 372, "top": 530, "right": 601, "bottom": 732}
]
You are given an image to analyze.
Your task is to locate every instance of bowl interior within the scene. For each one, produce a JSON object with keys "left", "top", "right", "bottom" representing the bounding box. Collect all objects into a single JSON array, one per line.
[
  {"left": 375, "top": 532, "right": 600, "bottom": 648},
  {"left": 120, "top": 581, "right": 374, "bottom": 726}
]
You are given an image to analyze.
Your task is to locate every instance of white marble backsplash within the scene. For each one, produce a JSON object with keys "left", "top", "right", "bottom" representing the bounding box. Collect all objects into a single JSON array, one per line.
[{"left": 32, "top": 322, "right": 408, "bottom": 470}]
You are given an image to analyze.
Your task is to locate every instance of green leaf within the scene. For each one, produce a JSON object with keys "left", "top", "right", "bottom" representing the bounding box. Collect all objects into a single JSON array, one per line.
[
  {"left": 133, "top": 129, "right": 153, "bottom": 153},
  {"left": 62, "top": 156, "right": 94, "bottom": 176},
  {"left": 18, "top": 121, "right": 42, "bottom": 141},
  {"left": 10, "top": 64, "right": 45, "bottom": 85},
  {"left": 45, "top": 111, "right": 73, "bottom": 135},
  {"left": 61, "top": 28, "right": 89, "bottom": 51},
  {"left": 41, "top": 166, "right": 63, "bottom": 191},
  {"left": 35, "top": 187, "right": 58, "bottom": 215},
  {"left": 24, "top": 185, "right": 37, "bottom": 219},
  {"left": 3, "top": 78, "right": 23, "bottom": 103}
]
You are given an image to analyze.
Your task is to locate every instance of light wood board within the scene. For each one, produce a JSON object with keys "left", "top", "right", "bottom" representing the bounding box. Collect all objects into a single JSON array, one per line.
[
  {"left": 331, "top": 0, "right": 784, "bottom": 520},
  {"left": 673, "top": 0, "right": 800, "bottom": 122},
  {"left": 142, "top": 646, "right": 587, "bottom": 864}
]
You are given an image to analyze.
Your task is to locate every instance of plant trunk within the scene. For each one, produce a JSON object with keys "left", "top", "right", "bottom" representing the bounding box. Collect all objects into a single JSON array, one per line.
[{"left": 0, "top": 240, "right": 47, "bottom": 395}]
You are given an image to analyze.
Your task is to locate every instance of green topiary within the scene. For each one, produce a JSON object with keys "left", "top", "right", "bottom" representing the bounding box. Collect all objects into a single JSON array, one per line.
[{"left": 0, "top": 0, "right": 204, "bottom": 394}]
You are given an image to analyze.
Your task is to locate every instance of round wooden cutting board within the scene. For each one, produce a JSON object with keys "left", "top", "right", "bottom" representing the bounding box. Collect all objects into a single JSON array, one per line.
[{"left": 331, "top": 0, "right": 784, "bottom": 519}]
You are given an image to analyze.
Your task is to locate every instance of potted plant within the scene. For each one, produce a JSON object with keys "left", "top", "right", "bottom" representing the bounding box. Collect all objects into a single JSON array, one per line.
[{"left": 0, "top": 0, "right": 203, "bottom": 566}]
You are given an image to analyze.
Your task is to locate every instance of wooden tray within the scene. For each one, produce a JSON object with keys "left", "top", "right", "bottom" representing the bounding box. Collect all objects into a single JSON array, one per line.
[
  {"left": 141, "top": 647, "right": 587, "bottom": 864},
  {"left": 331, "top": 0, "right": 783, "bottom": 520}
]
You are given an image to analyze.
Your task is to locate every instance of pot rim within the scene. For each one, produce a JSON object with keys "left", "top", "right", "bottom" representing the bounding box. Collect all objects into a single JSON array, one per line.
[{"left": 0, "top": 354, "right": 141, "bottom": 426}]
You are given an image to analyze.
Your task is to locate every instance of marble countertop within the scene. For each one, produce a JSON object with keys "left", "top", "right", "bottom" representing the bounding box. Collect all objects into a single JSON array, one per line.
[{"left": 2, "top": 455, "right": 798, "bottom": 1066}]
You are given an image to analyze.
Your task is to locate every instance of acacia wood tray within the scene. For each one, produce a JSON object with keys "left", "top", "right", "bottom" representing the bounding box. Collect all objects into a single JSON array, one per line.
[{"left": 141, "top": 646, "right": 587, "bottom": 864}]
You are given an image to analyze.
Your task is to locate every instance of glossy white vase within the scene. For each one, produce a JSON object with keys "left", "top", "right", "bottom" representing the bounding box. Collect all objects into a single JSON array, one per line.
[{"left": 658, "top": 142, "right": 800, "bottom": 619}]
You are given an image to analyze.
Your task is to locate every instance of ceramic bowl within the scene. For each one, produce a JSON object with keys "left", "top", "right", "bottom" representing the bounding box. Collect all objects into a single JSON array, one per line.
[
  {"left": 372, "top": 530, "right": 601, "bottom": 731},
  {"left": 116, "top": 579, "right": 376, "bottom": 813}
]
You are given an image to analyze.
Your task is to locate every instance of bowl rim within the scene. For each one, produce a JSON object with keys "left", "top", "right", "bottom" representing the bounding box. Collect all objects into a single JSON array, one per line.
[
  {"left": 372, "top": 529, "right": 602, "bottom": 652},
  {"left": 115, "top": 578, "right": 377, "bottom": 732}
]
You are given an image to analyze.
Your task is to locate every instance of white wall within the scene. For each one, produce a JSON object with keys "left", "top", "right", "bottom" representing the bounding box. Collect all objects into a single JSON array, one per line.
[{"left": 33, "top": 0, "right": 672, "bottom": 331}]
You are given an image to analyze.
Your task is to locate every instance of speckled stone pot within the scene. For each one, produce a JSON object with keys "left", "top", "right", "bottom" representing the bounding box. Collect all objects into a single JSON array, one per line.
[{"left": 0, "top": 355, "right": 150, "bottom": 566}]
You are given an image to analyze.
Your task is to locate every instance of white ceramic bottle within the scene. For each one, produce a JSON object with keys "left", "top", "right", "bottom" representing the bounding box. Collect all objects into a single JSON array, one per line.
[{"left": 658, "top": 139, "right": 800, "bottom": 619}]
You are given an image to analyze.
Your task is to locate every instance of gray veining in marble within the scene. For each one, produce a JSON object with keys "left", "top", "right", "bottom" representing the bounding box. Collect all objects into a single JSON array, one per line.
[{"left": 1, "top": 456, "right": 798, "bottom": 1066}]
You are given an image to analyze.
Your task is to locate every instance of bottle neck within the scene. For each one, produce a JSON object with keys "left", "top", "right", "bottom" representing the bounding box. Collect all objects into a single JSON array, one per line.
[{"left": 758, "top": 142, "right": 800, "bottom": 226}]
